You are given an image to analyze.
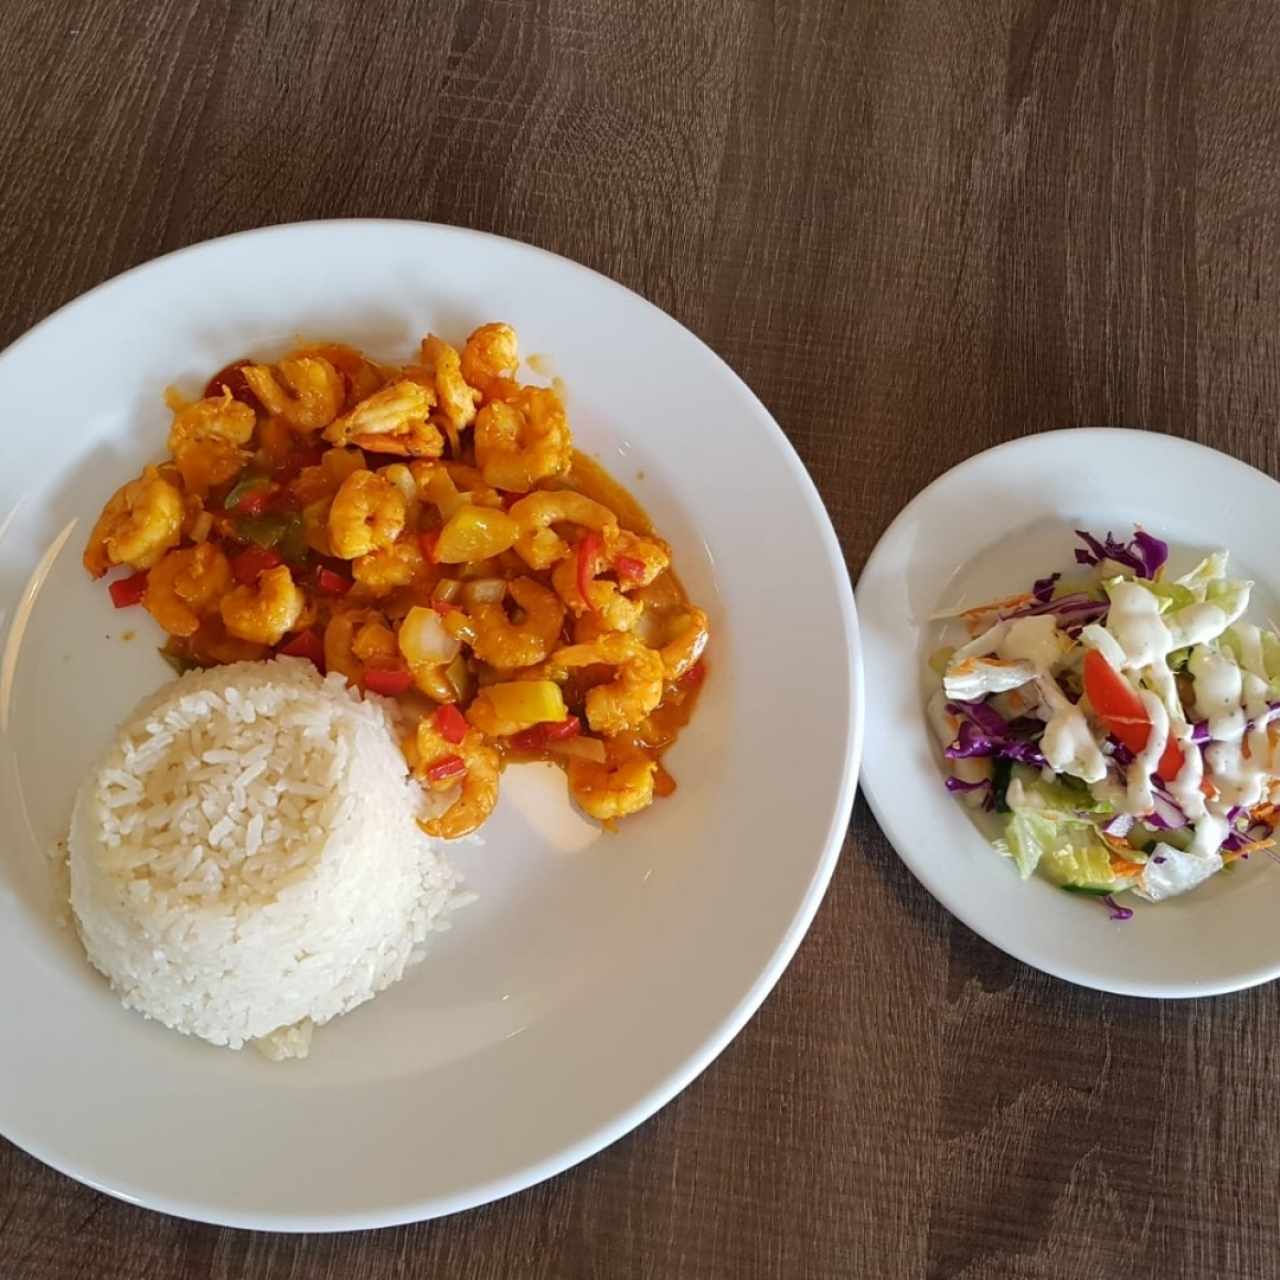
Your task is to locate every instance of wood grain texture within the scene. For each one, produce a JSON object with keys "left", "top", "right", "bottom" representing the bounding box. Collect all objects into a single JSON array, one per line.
[{"left": 3, "top": 0, "right": 1280, "bottom": 1276}]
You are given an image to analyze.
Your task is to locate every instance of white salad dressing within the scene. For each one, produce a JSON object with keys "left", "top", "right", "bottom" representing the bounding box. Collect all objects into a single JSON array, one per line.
[
  {"left": 992, "top": 616, "right": 1108, "bottom": 784},
  {"left": 1126, "top": 690, "right": 1168, "bottom": 814},
  {"left": 1188, "top": 622, "right": 1279, "bottom": 812},
  {"left": 996, "top": 614, "right": 1061, "bottom": 670},
  {"left": 1105, "top": 581, "right": 1173, "bottom": 668},
  {"left": 1170, "top": 729, "right": 1206, "bottom": 820},
  {"left": 1190, "top": 646, "right": 1245, "bottom": 741}
]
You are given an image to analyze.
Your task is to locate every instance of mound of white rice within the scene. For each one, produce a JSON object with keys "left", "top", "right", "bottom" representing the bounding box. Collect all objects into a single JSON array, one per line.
[{"left": 68, "top": 657, "right": 468, "bottom": 1059}]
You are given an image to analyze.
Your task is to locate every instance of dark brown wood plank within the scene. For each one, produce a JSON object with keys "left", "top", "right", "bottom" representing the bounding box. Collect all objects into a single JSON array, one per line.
[{"left": 4, "top": 0, "right": 1280, "bottom": 1277}]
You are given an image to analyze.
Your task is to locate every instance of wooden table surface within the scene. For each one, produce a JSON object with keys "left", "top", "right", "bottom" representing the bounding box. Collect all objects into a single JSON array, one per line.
[{"left": 4, "top": 1, "right": 1280, "bottom": 1276}]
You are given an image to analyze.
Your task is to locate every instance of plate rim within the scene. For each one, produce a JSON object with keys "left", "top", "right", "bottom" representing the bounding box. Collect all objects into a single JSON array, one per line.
[
  {"left": 856, "top": 426, "right": 1280, "bottom": 1001},
  {"left": 0, "top": 218, "right": 864, "bottom": 1230}
]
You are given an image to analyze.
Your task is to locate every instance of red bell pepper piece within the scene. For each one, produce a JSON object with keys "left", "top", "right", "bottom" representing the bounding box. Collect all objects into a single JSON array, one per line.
[
  {"left": 420, "top": 530, "right": 441, "bottom": 563},
  {"left": 424, "top": 754, "right": 467, "bottom": 783},
  {"left": 272, "top": 445, "right": 325, "bottom": 484},
  {"left": 315, "top": 567, "right": 352, "bottom": 596},
  {"left": 577, "top": 532, "right": 602, "bottom": 612},
  {"left": 363, "top": 667, "right": 414, "bottom": 696},
  {"left": 435, "top": 703, "right": 468, "bottom": 745},
  {"left": 277, "top": 628, "right": 324, "bottom": 669},
  {"left": 679, "top": 659, "right": 707, "bottom": 689},
  {"left": 108, "top": 570, "right": 148, "bottom": 608},
  {"left": 614, "top": 554, "right": 646, "bottom": 584},
  {"left": 1082, "top": 649, "right": 1182, "bottom": 781},
  {"left": 510, "top": 716, "right": 581, "bottom": 751},
  {"left": 231, "top": 547, "right": 283, "bottom": 585},
  {"left": 236, "top": 488, "right": 275, "bottom": 517},
  {"left": 203, "top": 360, "right": 259, "bottom": 408}
]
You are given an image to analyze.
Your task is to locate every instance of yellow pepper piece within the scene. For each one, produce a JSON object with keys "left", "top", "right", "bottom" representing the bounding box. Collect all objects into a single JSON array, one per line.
[
  {"left": 466, "top": 680, "right": 567, "bottom": 735},
  {"left": 435, "top": 504, "right": 519, "bottom": 563}
]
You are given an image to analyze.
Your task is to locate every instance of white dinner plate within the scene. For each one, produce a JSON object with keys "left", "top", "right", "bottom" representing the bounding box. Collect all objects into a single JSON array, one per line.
[
  {"left": 0, "top": 221, "right": 861, "bottom": 1229},
  {"left": 857, "top": 427, "right": 1280, "bottom": 999}
]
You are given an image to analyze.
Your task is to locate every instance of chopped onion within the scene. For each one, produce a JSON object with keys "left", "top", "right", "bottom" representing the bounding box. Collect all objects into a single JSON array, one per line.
[
  {"left": 444, "top": 652, "right": 473, "bottom": 703},
  {"left": 398, "top": 606, "right": 461, "bottom": 665},
  {"left": 1102, "top": 813, "right": 1135, "bottom": 838},
  {"left": 382, "top": 463, "right": 417, "bottom": 506},
  {"left": 189, "top": 511, "right": 213, "bottom": 544},
  {"left": 546, "top": 736, "right": 607, "bottom": 764},
  {"left": 629, "top": 614, "right": 659, "bottom": 647},
  {"left": 462, "top": 578, "right": 508, "bottom": 606},
  {"left": 438, "top": 488, "right": 470, "bottom": 520},
  {"left": 433, "top": 578, "right": 462, "bottom": 603}
]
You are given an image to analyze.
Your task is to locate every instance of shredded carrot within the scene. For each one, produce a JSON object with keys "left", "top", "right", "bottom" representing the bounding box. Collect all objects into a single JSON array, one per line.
[
  {"left": 1235, "top": 836, "right": 1275, "bottom": 857},
  {"left": 1223, "top": 837, "right": 1276, "bottom": 865},
  {"left": 961, "top": 592, "right": 1034, "bottom": 619},
  {"left": 961, "top": 593, "right": 1037, "bottom": 634},
  {"left": 1107, "top": 850, "right": 1143, "bottom": 876}
]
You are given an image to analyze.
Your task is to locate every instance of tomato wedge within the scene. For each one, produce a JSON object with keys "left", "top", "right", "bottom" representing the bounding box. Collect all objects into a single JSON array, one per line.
[{"left": 1082, "top": 649, "right": 1183, "bottom": 781}]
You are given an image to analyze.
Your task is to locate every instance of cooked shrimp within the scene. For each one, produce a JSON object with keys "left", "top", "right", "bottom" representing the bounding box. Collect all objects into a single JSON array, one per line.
[
  {"left": 291, "top": 445, "right": 367, "bottom": 509},
  {"left": 568, "top": 743, "right": 656, "bottom": 821},
  {"left": 167, "top": 391, "right": 256, "bottom": 495},
  {"left": 409, "top": 662, "right": 457, "bottom": 702},
  {"left": 460, "top": 322, "right": 518, "bottom": 394},
  {"left": 323, "top": 380, "right": 443, "bottom": 457},
  {"left": 188, "top": 617, "right": 269, "bottom": 666},
  {"left": 168, "top": 389, "right": 255, "bottom": 449},
  {"left": 660, "top": 607, "right": 709, "bottom": 680},
  {"left": 144, "top": 544, "right": 232, "bottom": 637},
  {"left": 294, "top": 342, "right": 389, "bottom": 406},
  {"left": 324, "top": 607, "right": 396, "bottom": 684},
  {"left": 242, "top": 356, "right": 344, "bottom": 432},
  {"left": 550, "top": 553, "right": 644, "bottom": 632},
  {"left": 467, "top": 577, "right": 565, "bottom": 669},
  {"left": 352, "top": 534, "right": 427, "bottom": 596},
  {"left": 411, "top": 718, "right": 500, "bottom": 839},
  {"left": 473, "top": 386, "right": 571, "bottom": 492},
  {"left": 507, "top": 491, "right": 618, "bottom": 570},
  {"left": 328, "top": 469, "right": 407, "bottom": 559},
  {"left": 547, "top": 633, "right": 664, "bottom": 735},
  {"left": 572, "top": 612, "right": 615, "bottom": 644},
  {"left": 219, "top": 565, "right": 304, "bottom": 645},
  {"left": 84, "top": 466, "right": 184, "bottom": 576},
  {"left": 410, "top": 460, "right": 504, "bottom": 517},
  {"left": 605, "top": 529, "right": 671, "bottom": 588},
  {"left": 416, "top": 334, "right": 480, "bottom": 438}
]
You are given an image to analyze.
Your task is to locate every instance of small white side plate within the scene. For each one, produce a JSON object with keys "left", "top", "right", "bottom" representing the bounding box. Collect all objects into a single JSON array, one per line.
[{"left": 857, "top": 427, "right": 1280, "bottom": 998}]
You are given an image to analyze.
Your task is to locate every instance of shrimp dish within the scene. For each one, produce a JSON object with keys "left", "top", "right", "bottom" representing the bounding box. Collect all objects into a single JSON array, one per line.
[{"left": 83, "top": 323, "right": 711, "bottom": 839}]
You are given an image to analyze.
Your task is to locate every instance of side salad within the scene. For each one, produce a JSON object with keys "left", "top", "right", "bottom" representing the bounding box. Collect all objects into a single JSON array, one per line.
[{"left": 928, "top": 528, "right": 1279, "bottom": 915}]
